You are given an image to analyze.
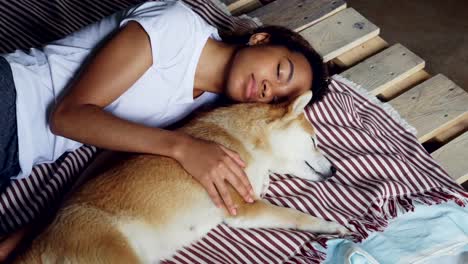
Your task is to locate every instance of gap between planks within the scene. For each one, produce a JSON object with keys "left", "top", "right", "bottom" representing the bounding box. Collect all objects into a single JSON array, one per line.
[
  {"left": 226, "top": 0, "right": 468, "bottom": 183},
  {"left": 431, "top": 132, "right": 468, "bottom": 184}
]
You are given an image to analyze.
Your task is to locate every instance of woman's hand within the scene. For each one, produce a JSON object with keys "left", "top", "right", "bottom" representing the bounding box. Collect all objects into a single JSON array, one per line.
[{"left": 174, "top": 136, "right": 254, "bottom": 216}]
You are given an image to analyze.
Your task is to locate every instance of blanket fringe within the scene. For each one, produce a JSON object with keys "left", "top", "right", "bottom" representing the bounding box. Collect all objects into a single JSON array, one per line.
[
  {"left": 291, "top": 241, "right": 327, "bottom": 264},
  {"left": 346, "top": 187, "right": 468, "bottom": 241},
  {"left": 289, "top": 75, "right": 468, "bottom": 262},
  {"left": 331, "top": 74, "right": 418, "bottom": 136},
  {"left": 288, "top": 187, "right": 468, "bottom": 263}
]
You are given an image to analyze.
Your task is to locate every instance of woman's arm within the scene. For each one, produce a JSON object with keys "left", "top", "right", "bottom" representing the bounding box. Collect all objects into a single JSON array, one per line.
[
  {"left": 50, "top": 22, "right": 253, "bottom": 214},
  {"left": 50, "top": 21, "right": 177, "bottom": 155}
]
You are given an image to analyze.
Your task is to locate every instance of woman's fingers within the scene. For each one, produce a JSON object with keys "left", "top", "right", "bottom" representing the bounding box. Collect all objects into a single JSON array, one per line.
[
  {"left": 204, "top": 181, "right": 224, "bottom": 209},
  {"left": 219, "top": 145, "right": 245, "bottom": 168},
  {"left": 178, "top": 138, "right": 256, "bottom": 216},
  {"left": 214, "top": 177, "right": 237, "bottom": 215},
  {"left": 223, "top": 158, "right": 254, "bottom": 203},
  {"left": 219, "top": 145, "right": 254, "bottom": 195}
]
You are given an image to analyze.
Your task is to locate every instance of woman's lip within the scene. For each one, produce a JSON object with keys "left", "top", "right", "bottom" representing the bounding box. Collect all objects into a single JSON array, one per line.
[{"left": 247, "top": 73, "right": 256, "bottom": 101}]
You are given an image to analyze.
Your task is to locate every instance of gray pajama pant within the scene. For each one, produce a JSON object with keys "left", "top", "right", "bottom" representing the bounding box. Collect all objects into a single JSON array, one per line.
[{"left": 0, "top": 56, "right": 20, "bottom": 192}]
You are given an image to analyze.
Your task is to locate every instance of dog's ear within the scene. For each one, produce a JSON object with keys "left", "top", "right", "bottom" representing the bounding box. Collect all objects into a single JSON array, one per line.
[{"left": 287, "top": 91, "right": 312, "bottom": 117}]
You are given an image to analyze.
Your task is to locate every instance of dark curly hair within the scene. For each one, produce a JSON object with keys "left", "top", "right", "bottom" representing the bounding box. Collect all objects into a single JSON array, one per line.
[{"left": 220, "top": 25, "right": 330, "bottom": 103}]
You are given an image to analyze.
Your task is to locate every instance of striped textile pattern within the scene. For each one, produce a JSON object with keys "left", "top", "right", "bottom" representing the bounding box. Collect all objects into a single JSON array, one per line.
[
  {"left": 0, "top": 0, "right": 142, "bottom": 54},
  {"left": 0, "top": 146, "right": 98, "bottom": 234},
  {"left": 0, "top": 0, "right": 257, "bottom": 54},
  {"left": 158, "top": 76, "right": 468, "bottom": 263},
  {"left": 1, "top": 1, "right": 467, "bottom": 263},
  {"left": 0, "top": 0, "right": 137, "bottom": 234},
  {"left": 0, "top": 0, "right": 256, "bottom": 235}
]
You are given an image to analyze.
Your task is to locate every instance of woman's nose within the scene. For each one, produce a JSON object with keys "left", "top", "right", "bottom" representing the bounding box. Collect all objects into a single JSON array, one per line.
[
  {"left": 260, "top": 80, "right": 277, "bottom": 100},
  {"left": 260, "top": 81, "right": 269, "bottom": 98}
]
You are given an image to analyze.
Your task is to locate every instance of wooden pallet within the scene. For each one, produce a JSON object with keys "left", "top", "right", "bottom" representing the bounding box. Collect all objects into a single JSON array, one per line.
[{"left": 221, "top": 0, "right": 468, "bottom": 187}]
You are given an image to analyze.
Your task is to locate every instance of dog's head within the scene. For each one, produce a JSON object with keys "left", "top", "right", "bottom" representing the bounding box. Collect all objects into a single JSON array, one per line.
[
  {"left": 264, "top": 91, "right": 335, "bottom": 182},
  {"left": 188, "top": 91, "right": 335, "bottom": 182}
]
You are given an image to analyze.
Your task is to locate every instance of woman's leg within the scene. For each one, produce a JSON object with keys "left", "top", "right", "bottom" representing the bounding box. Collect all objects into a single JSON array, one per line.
[
  {"left": 0, "top": 56, "right": 20, "bottom": 190},
  {"left": 0, "top": 55, "right": 24, "bottom": 261},
  {"left": 0, "top": 227, "right": 28, "bottom": 262}
]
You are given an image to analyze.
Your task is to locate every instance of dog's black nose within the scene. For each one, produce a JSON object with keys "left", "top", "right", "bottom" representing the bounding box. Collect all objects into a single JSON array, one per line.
[{"left": 320, "top": 166, "right": 336, "bottom": 180}]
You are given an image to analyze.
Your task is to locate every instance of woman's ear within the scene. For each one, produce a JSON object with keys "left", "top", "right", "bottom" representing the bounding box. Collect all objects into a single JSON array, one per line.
[{"left": 247, "top": 32, "right": 271, "bottom": 46}]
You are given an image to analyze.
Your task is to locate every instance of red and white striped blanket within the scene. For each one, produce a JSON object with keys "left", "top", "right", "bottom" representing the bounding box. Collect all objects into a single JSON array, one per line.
[
  {"left": 154, "top": 75, "right": 468, "bottom": 263},
  {"left": 1, "top": 1, "right": 467, "bottom": 263},
  {"left": 1, "top": 75, "right": 467, "bottom": 263},
  {"left": 0, "top": 0, "right": 257, "bottom": 235}
]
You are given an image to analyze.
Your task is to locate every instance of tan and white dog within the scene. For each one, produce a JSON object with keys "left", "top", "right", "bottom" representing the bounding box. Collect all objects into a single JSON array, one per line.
[{"left": 15, "top": 91, "right": 348, "bottom": 263}]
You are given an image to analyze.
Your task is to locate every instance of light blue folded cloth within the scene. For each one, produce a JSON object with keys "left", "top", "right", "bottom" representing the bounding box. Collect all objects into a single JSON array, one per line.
[{"left": 323, "top": 201, "right": 468, "bottom": 264}]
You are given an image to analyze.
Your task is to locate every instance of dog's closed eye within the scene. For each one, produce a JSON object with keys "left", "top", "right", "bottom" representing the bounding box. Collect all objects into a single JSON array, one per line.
[{"left": 311, "top": 137, "right": 316, "bottom": 149}]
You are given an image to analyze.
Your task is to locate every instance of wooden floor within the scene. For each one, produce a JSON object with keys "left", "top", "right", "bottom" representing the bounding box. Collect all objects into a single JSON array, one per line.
[{"left": 222, "top": 0, "right": 468, "bottom": 187}]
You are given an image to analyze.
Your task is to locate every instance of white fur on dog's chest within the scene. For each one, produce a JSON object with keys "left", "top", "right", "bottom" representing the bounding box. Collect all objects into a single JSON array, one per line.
[{"left": 245, "top": 157, "right": 272, "bottom": 197}]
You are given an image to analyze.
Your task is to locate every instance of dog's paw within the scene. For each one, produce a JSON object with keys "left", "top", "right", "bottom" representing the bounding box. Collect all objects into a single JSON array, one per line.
[
  {"left": 297, "top": 215, "right": 350, "bottom": 235},
  {"left": 320, "top": 220, "right": 350, "bottom": 236},
  {"left": 332, "top": 222, "right": 351, "bottom": 236}
]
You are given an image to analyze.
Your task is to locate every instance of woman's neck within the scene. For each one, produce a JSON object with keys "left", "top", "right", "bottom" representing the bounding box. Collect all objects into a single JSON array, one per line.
[{"left": 194, "top": 38, "right": 239, "bottom": 95}]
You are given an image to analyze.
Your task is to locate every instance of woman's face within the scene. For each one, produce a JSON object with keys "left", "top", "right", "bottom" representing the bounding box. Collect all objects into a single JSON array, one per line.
[{"left": 225, "top": 38, "right": 313, "bottom": 103}]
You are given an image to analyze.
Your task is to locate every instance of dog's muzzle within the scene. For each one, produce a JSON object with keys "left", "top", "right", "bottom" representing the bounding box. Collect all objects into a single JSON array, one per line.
[{"left": 305, "top": 161, "right": 336, "bottom": 180}]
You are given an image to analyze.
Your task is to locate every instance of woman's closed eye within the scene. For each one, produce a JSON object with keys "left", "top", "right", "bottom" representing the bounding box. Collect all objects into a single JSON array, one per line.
[{"left": 277, "top": 63, "right": 280, "bottom": 80}]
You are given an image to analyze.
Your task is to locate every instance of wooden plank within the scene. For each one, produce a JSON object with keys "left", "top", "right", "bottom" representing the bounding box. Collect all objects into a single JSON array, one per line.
[
  {"left": 300, "top": 8, "right": 380, "bottom": 62},
  {"left": 339, "top": 44, "right": 425, "bottom": 96},
  {"left": 227, "top": 0, "right": 262, "bottom": 15},
  {"left": 389, "top": 74, "right": 468, "bottom": 142},
  {"left": 248, "top": 0, "right": 347, "bottom": 32},
  {"left": 432, "top": 132, "right": 468, "bottom": 184},
  {"left": 377, "top": 70, "right": 431, "bottom": 101},
  {"left": 422, "top": 113, "right": 468, "bottom": 153},
  {"left": 333, "top": 36, "right": 389, "bottom": 68}
]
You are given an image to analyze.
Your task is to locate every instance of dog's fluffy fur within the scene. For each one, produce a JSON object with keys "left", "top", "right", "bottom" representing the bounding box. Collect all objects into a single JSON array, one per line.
[{"left": 14, "top": 91, "right": 348, "bottom": 263}]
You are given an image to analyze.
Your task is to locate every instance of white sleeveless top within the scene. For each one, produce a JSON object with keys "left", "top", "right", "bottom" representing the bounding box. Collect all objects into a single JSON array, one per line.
[{"left": 2, "top": 1, "right": 220, "bottom": 179}]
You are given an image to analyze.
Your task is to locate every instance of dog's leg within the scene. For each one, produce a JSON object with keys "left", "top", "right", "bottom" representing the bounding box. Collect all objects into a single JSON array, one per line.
[
  {"left": 13, "top": 205, "right": 143, "bottom": 264},
  {"left": 224, "top": 200, "right": 349, "bottom": 235}
]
